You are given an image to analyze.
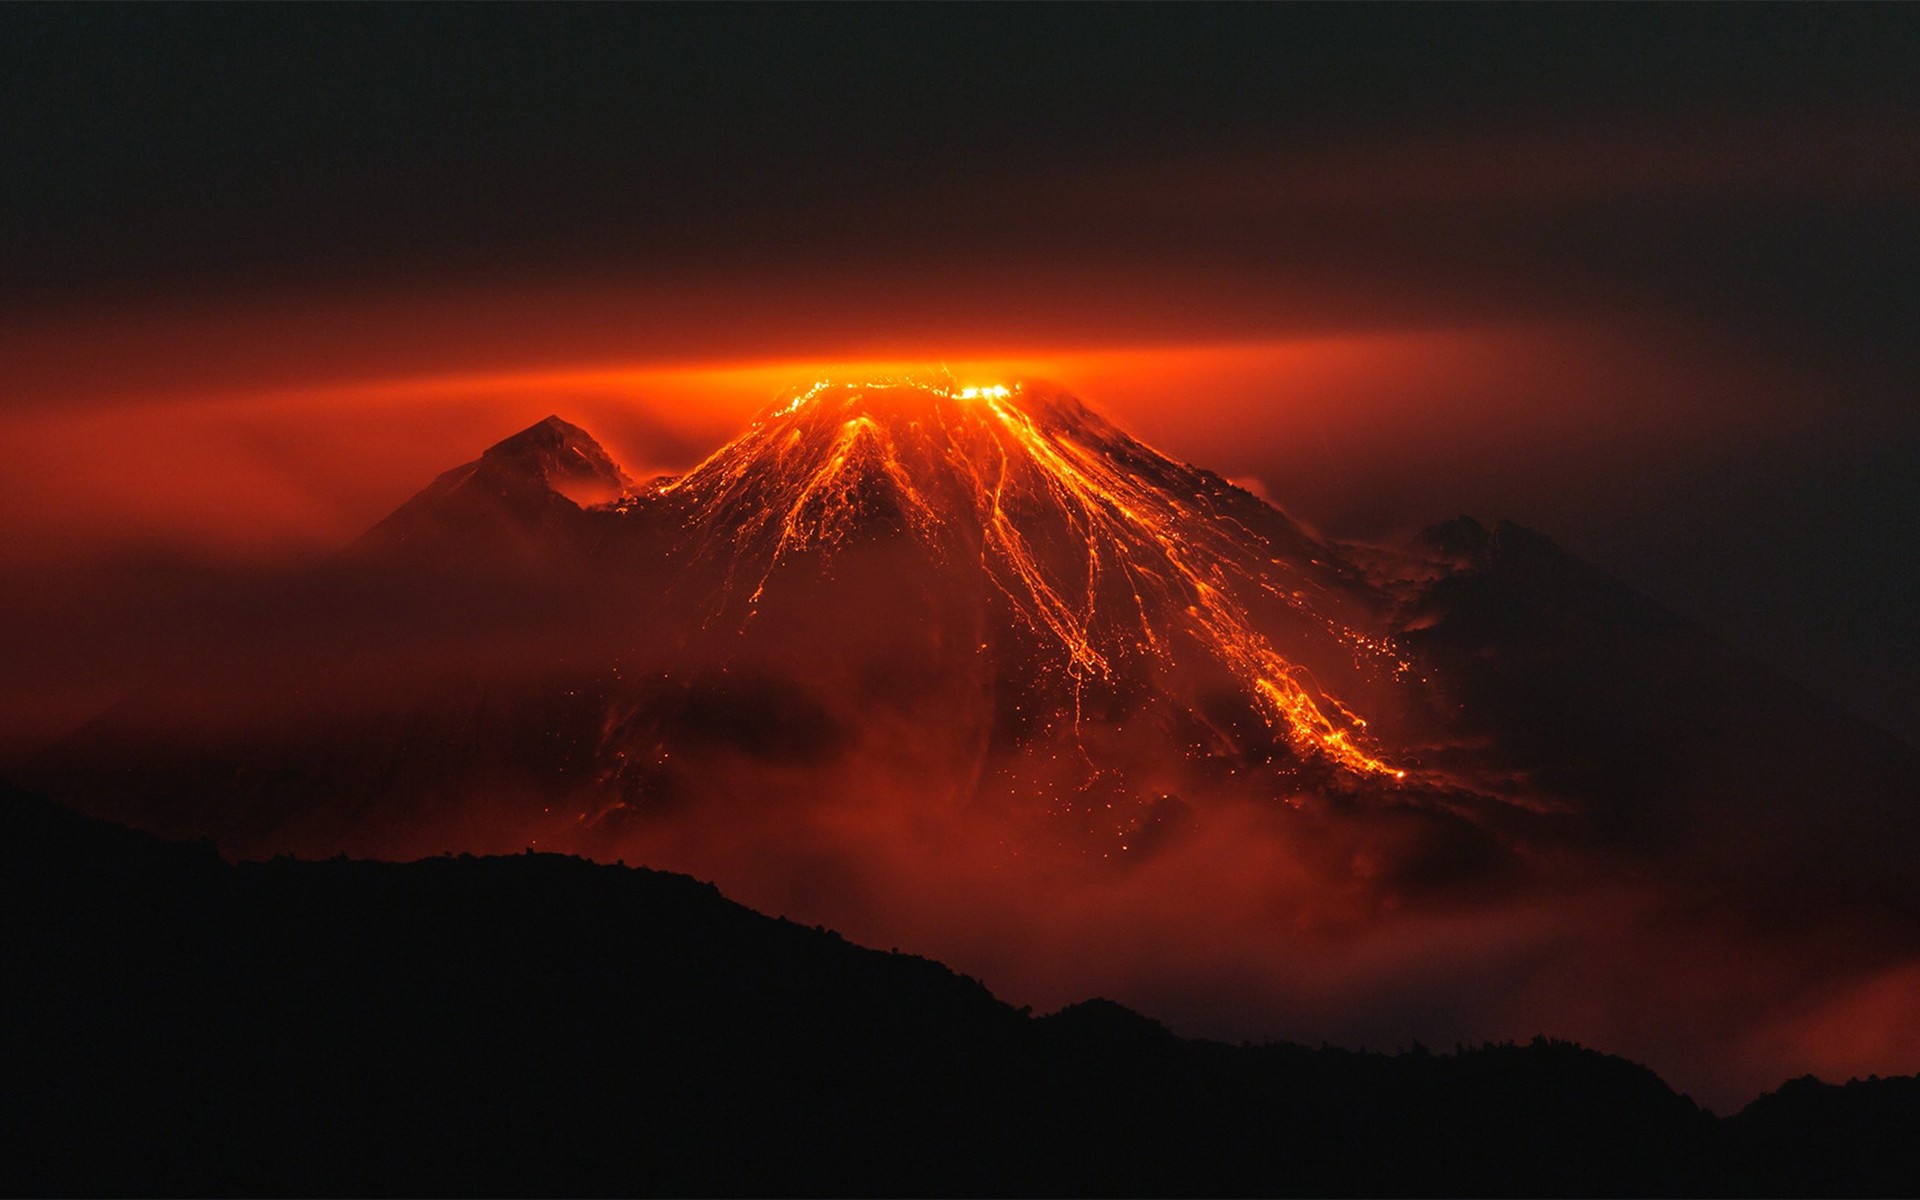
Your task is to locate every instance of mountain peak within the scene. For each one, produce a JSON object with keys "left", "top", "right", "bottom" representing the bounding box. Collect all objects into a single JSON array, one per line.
[
  {"left": 356, "top": 415, "right": 633, "bottom": 557},
  {"left": 482, "top": 415, "right": 634, "bottom": 499},
  {"left": 490, "top": 413, "right": 594, "bottom": 452}
]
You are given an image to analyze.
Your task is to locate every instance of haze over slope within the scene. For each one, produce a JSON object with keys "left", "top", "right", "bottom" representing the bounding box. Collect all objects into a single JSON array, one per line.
[{"left": 25, "top": 377, "right": 1920, "bottom": 1108}]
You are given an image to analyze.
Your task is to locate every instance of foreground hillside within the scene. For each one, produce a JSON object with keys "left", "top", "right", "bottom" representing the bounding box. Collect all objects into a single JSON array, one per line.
[{"left": 3, "top": 784, "right": 1914, "bottom": 1197}]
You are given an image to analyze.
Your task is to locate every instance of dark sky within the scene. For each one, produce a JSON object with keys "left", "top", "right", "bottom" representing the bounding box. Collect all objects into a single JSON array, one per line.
[
  {"left": 7, "top": 6, "right": 1916, "bottom": 310},
  {"left": 3, "top": 4, "right": 1918, "bottom": 740}
]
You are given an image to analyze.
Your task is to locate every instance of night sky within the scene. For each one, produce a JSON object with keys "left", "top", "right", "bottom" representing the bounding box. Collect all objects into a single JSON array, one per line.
[{"left": 4, "top": 4, "right": 1917, "bottom": 742}]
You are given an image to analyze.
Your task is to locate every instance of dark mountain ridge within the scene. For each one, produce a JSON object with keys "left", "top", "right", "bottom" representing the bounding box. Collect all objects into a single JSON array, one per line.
[{"left": 6, "top": 784, "right": 1917, "bottom": 1197}]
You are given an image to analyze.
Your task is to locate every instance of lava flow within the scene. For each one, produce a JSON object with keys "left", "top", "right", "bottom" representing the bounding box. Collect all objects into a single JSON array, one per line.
[{"left": 651, "top": 376, "right": 1408, "bottom": 781}]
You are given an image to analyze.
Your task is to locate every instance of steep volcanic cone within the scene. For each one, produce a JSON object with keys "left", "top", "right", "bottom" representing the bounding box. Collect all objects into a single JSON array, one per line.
[
  {"left": 31, "top": 379, "right": 1500, "bottom": 866},
  {"left": 579, "top": 378, "right": 1451, "bottom": 860},
  {"left": 671, "top": 380, "right": 1402, "bottom": 767}
]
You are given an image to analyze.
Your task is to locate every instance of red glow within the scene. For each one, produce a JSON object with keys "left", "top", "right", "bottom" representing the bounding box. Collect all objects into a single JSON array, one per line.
[
  {"left": 0, "top": 301, "right": 1816, "bottom": 569},
  {"left": 0, "top": 288, "right": 1905, "bottom": 1115}
]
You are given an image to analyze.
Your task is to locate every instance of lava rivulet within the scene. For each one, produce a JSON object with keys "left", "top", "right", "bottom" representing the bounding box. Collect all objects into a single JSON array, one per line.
[{"left": 653, "top": 378, "right": 1406, "bottom": 779}]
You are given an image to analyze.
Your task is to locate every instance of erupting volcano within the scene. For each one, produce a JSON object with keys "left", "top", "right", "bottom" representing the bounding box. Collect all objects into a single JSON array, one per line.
[
  {"left": 656, "top": 378, "right": 1411, "bottom": 772},
  {"left": 14, "top": 9, "right": 1920, "bottom": 1188},
  {"left": 34, "top": 376, "right": 1514, "bottom": 859},
  {"left": 30, "top": 373, "right": 1920, "bottom": 1107},
  {"left": 679, "top": 380, "right": 1408, "bottom": 776}
]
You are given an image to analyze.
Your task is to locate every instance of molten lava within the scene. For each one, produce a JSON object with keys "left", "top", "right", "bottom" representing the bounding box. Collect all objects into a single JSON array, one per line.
[{"left": 654, "top": 377, "right": 1406, "bottom": 780}]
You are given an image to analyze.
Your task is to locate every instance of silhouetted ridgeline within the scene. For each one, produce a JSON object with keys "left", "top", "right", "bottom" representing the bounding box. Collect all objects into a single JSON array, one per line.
[{"left": 3, "top": 784, "right": 1915, "bottom": 1197}]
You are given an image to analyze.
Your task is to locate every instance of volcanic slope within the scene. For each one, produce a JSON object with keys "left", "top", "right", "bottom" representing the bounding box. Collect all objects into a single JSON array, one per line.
[
  {"left": 648, "top": 379, "right": 1405, "bottom": 772},
  {"left": 587, "top": 379, "right": 1453, "bottom": 842},
  {"left": 33, "top": 378, "right": 1490, "bottom": 862}
]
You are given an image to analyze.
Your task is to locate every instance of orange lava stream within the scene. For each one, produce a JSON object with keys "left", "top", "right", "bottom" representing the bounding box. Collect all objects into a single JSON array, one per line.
[
  {"left": 975, "top": 389, "right": 1404, "bottom": 780},
  {"left": 658, "top": 378, "right": 1404, "bottom": 780}
]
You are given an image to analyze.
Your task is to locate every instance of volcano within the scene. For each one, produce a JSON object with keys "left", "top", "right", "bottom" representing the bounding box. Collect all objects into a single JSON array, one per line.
[
  {"left": 55, "top": 379, "right": 1444, "bottom": 850},
  {"left": 27, "top": 375, "right": 1920, "bottom": 1104},
  {"left": 589, "top": 378, "right": 1453, "bottom": 858},
  {"left": 32, "top": 375, "right": 1917, "bottom": 875},
  {"left": 651, "top": 380, "right": 1406, "bottom": 774}
]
